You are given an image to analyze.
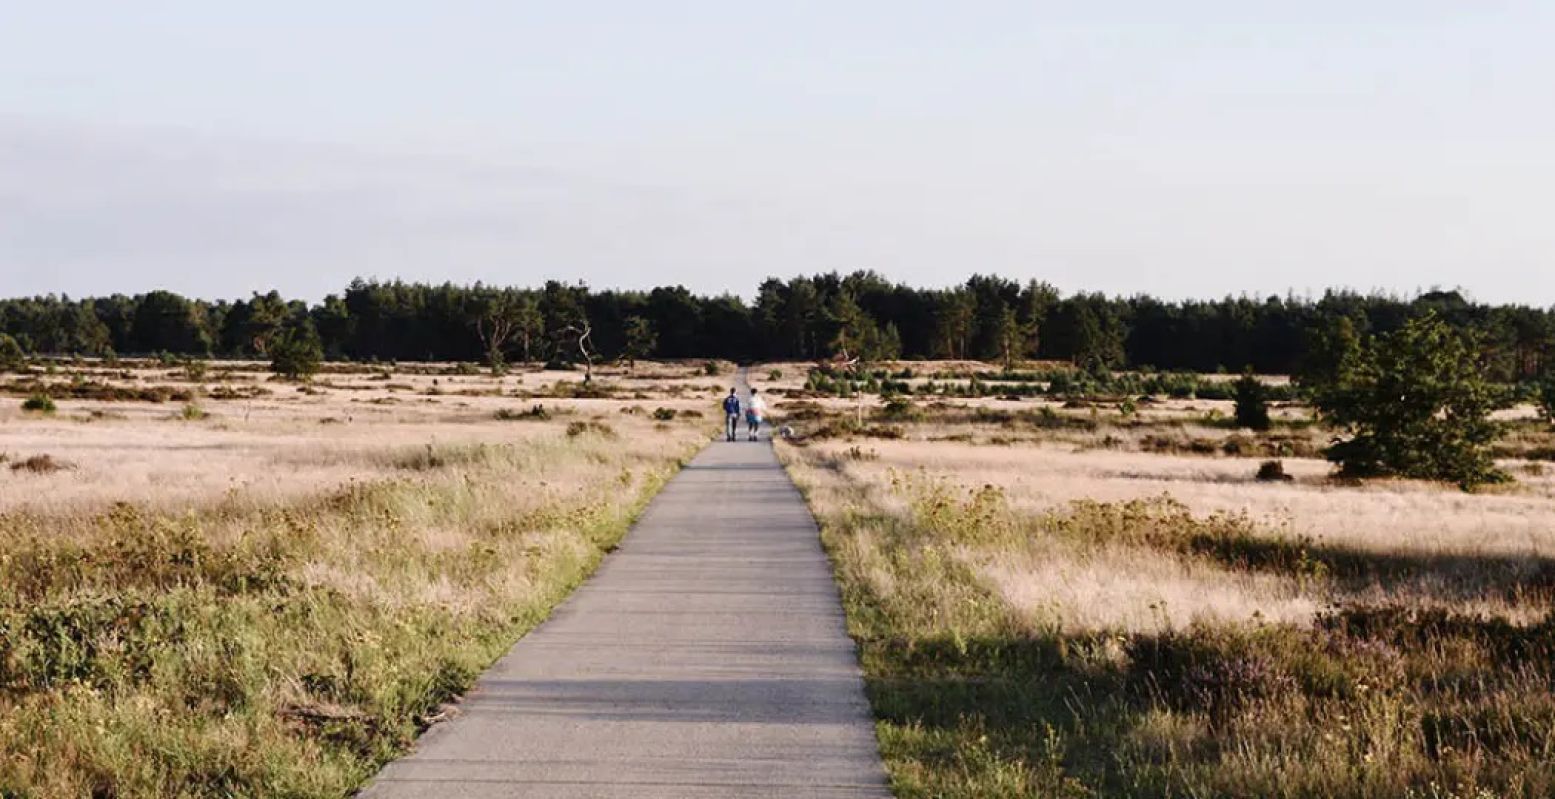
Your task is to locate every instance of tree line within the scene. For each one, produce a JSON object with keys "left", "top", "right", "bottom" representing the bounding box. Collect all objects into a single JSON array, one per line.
[{"left": 1, "top": 273, "right": 1552, "bottom": 380}]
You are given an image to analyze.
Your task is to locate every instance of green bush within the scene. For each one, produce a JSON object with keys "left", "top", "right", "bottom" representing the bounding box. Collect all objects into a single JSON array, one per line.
[
  {"left": 1233, "top": 373, "right": 1272, "bottom": 431},
  {"left": 0, "top": 333, "right": 25, "bottom": 372},
  {"left": 1312, "top": 312, "right": 1508, "bottom": 488},
  {"left": 21, "top": 394, "right": 55, "bottom": 414},
  {"left": 269, "top": 325, "right": 323, "bottom": 380},
  {"left": 651, "top": 407, "right": 677, "bottom": 421},
  {"left": 1538, "top": 375, "right": 1555, "bottom": 426}
]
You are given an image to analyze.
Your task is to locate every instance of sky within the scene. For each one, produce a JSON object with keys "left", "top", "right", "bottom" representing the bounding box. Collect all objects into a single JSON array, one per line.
[{"left": 2, "top": 1, "right": 1553, "bottom": 304}]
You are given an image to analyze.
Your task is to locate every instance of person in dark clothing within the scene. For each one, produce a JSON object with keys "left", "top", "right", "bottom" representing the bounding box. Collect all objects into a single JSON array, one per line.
[{"left": 722, "top": 388, "right": 741, "bottom": 442}]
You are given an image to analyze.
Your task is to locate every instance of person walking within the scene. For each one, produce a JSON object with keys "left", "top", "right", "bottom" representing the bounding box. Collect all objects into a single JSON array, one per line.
[
  {"left": 722, "top": 388, "right": 742, "bottom": 442},
  {"left": 745, "top": 387, "right": 768, "bottom": 441}
]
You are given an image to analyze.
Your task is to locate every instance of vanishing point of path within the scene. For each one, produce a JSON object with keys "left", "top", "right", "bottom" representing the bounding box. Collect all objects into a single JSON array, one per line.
[{"left": 362, "top": 383, "right": 891, "bottom": 798}]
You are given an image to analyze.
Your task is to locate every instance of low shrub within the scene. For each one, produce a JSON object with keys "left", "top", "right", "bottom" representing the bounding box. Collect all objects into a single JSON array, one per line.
[
  {"left": 495, "top": 404, "right": 550, "bottom": 421},
  {"left": 21, "top": 394, "right": 55, "bottom": 414},
  {"left": 567, "top": 420, "right": 616, "bottom": 438},
  {"left": 1256, "top": 459, "right": 1293, "bottom": 482},
  {"left": 10, "top": 454, "right": 72, "bottom": 474},
  {"left": 6, "top": 380, "right": 193, "bottom": 403},
  {"left": 878, "top": 399, "right": 924, "bottom": 422}
]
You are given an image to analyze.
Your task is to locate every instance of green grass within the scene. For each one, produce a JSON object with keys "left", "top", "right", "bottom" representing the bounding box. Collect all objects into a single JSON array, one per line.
[{"left": 0, "top": 435, "right": 698, "bottom": 797}]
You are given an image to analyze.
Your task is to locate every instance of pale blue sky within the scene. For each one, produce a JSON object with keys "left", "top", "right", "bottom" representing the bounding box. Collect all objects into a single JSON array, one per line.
[{"left": 3, "top": 2, "right": 1553, "bottom": 302}]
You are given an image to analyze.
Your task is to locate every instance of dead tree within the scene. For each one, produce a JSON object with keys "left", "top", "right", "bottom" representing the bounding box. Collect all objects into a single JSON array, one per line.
[
  {"left": 827, "top": 348, "right": 863, "bottom": 426},
  {"left": 558, "top": 322, "right": 598, "bottom": 383}
]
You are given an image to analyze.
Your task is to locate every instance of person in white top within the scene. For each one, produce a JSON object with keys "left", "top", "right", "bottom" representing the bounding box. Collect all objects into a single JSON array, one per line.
[{"left": 745, "top": 388, "right": 768, "bottom": 441}]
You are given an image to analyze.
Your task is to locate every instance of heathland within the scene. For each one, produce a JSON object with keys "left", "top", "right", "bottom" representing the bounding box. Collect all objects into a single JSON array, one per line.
[
  {"left": 768, "top": 363, "right": 1555, "bottom": 798},
  {"left": 0, "top": 359, "right": 718, "bottom": 797},
  {"left": 4, "top": 352, "right": 1555, "bottom": 798}
]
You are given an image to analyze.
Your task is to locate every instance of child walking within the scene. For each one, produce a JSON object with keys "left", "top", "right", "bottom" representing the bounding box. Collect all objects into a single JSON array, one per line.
[{"left": 745, "top": 388, "right": 767, "bottom": 441}]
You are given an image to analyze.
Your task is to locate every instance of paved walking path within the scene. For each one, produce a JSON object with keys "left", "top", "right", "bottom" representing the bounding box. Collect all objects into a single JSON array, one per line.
[{"left": 362, "top": 383, "right": 890, "bottom": 798}]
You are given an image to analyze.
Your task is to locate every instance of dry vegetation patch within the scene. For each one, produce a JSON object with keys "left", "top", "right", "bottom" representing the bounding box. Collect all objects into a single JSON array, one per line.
[
  {"left": 0, "top": 363, "right": 714, "bottom": 798},
  {"left": 780, "top": 395, "right": 1555, "bottom": 798}
]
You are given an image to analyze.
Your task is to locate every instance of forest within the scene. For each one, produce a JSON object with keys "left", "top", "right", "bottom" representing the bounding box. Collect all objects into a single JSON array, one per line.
[{"left": 2, "top": 272, "right": 1552, "bottom": 381}]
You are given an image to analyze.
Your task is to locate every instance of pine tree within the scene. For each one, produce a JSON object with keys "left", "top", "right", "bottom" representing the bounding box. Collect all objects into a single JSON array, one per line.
[
  {"left": 1234, "top": 372, "right": 1272, "bottom": 431},
  {"left": 622, "top": 316, "right": 657, "bottom": 371},
  {"left": 269, "top": 323, "right": 323, "bottom": 380},
  {"left": 1313, "top": 312, "right": 1509, "bottom": 488}
]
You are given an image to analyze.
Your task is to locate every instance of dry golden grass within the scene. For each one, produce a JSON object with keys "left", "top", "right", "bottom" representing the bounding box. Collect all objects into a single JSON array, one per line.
[
  {"left": 0, "top": 361, "right": 718, "bottom": 798},
  {"left": 777, "top": 388, "right": 1555, "bottom": 798},
  {"left": 794, "top": 436, "right": 1555, "bottom": 634},
  {"left": 0, "top": 362, "right": 723, "bottom": 514}
]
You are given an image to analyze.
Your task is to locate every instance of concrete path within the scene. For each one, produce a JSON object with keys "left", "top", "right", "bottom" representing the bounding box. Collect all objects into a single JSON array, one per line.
[{"left": 361, "top": 384, "right": 890, "bottom": 798}]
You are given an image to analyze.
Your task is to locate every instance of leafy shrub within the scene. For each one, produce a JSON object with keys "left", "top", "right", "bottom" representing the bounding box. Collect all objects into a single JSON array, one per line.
[
  {"left": 179, "top": 402, "right": 208, "bottom": 421},
  {"left": 1234, "top": 373, "right": 1272, "bottom": 430},
  {"left": 767, "top": 369, "right": 783, "bottom": 380},
  {"left": 21, "top": 394, "right": 55, "bottom": 414},
  {"left": 0, "top": 332, "right": 25, "bottom": 372},
  {"left": 651, "top": 407, "right": 677, "bottom": 421},
  {"left": 702, "top": 361, "right": 723, "bottom": 376},
  {"left": 182, "top": 359, "right": 209, "bottom": 381}
]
